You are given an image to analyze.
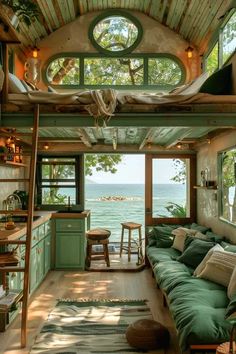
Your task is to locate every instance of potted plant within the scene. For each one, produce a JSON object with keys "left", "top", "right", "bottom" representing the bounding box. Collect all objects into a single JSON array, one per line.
[{"left": 0, "top": 0, "right": 40, "bottom": 28}]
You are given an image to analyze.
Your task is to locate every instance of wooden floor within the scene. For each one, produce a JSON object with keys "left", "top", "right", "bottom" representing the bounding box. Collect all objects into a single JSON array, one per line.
[{"left": 0, "top": 268, "right": 180, "bottom": 354}]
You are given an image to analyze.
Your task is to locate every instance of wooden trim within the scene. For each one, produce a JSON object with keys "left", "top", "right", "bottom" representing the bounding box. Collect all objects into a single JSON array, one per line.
[
  {"left": 21, "top": 104, "right": 39, "bottom": 348},
  {"left": 145, "top": 153, "right": 196, "bottom": 226}
]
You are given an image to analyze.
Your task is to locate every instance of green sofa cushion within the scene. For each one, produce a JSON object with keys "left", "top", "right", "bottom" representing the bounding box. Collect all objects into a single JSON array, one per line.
[
  {"left": 199, "top": 64, "right": 232, "bottom": 95},
  {"left": 221, "top": 241, "right": 236, "bottom": 253},
  {"left": 153, "top": 260, "right": 193, "bottom": 294},
  {"left": 190, "top": 222, "right": 211, "bottom": 234},
  {"left": 205, "top": 231, "right": 225, "bottom": 243},
  {"left": 147, "top": 226, "right": 174, "bottom": 248},
  {"left": 146, "top": 246, "right": 180, "bottom": 266},
  {"left": 177, "top": 238, "right": 215, "bottom": 269},
  {"left": 168, "top": 279, "right": 231, "bottom": 350}
]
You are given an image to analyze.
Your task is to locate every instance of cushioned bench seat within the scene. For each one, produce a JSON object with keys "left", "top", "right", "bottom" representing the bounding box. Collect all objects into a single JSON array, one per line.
[
  {"left": 168, "top": 277, "right": 231, "bottom": 350},
  {"left": 146, "top": 246, "right": 180, "bottom": 265}
]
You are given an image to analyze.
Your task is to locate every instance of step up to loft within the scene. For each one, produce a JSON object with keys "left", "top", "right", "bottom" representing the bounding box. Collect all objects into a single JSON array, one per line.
[
  {"left": 0, "top": 290, "right": 23, "bottom": 313},
  {"left": 0, "top": 266, "right": 25, "bottom": 272}
]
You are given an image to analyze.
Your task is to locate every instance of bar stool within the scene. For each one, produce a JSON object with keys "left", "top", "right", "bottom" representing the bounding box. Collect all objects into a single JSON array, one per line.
[
  {"left": 85, "top": 228, "right": 111, "bottom": 268},
  {"left": 120, "top": 222, "right": 143, "bottom": 262}
]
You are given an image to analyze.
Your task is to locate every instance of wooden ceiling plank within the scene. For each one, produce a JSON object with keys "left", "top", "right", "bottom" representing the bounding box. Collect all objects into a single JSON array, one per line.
[
  {"left": 77, "top": 128, "right": 92, "bottom": 147},
  {"left": 166, "top": 0, "right": 179, "bottom": 28},
  {"left": 191, "top": 0, "right": 224, "bottom": 45},
  {"left": 149, "top": 0, "right": 162, "bottom": 20},
  {"left": 67, "top": 0, "right": 76, "bottom": 19},
  {"left": 139, "top": 128, "right": 156, "bottom": 150},
  {"left": 17, "top": 23, "right": 36, "bottom": 46},
  {"left": 171, "top": 0, "right": 188, "bottom": 31},
  {"left": 164, "top": 128, "right": 194, "bottom": 148},
  {"left": 36, "top": 0, "right": 54, "bottom": 32},
  {"left": 180, "top": 0, "right": 203, "bottom": 38},
  {"left": 185, "top": 0, "right": 212, "bottom": 41},
  {"left": 56, "top": 0, "right": 70, "bottom": 25},
  {"left": 157, "top": 0, "right": 169, "bottom": 23},
  {"left": 198, "top": 0, "right": 233, "bottom": 52},
  {"left": 142, "top": 0, "right": 152, "bottom": 14}
]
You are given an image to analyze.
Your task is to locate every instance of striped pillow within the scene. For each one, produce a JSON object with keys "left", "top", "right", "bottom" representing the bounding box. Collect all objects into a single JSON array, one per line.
[
  {"left": 228, "top": 266, "right": 236, "bottom": 298},
  {"left": 198, "top": 251, "right": 236, "bottom": 287}
]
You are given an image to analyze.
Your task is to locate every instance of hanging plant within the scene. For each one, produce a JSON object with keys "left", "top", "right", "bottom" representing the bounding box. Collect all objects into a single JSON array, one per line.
[{"left": 0, "top": 0, "right": 40, "bottom": 27}]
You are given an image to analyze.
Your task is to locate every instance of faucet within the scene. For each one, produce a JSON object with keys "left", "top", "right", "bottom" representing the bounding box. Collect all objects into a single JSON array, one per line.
[{"left": 5, "top": 194, "right": 22, "bottom": 210}]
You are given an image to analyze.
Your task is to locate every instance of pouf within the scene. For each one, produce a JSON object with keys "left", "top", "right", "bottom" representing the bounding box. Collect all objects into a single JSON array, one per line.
[{"left": 126, "top": 319, "right": 170, "bottom": 350}]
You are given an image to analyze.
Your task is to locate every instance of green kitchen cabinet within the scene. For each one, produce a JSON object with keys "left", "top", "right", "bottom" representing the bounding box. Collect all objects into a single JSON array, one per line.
[
  {"left": 44, "top": 233, "right": 51, "bottom": 273},
  {"left": 55, "top": 218, "right": 87, "bottom": 269}
]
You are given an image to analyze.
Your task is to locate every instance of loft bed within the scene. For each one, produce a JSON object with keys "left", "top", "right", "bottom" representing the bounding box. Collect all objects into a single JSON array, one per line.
[{"left": 1, "top": 63, "right": 236, "bottom": 129}]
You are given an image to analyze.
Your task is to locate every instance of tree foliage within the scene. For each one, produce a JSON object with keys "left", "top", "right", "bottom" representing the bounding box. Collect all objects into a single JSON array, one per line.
[{"left": 85, "top": 154, "right": 122, "bottom": 176}]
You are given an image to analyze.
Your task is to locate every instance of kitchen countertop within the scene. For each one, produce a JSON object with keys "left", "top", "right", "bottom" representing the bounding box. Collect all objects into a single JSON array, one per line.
[{"left": 0, "top": 210, "right": 91, "bottom": 241}]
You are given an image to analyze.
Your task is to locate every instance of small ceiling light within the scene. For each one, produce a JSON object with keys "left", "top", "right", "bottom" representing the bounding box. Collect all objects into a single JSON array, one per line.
[
  {"left": 147, "top": 142, "right": 152, "bottom": 149},
  {"left": 43, "top": 143, "right": 49, "bottom": 150},
  {"left": 176, "top": 142, "right": 182, "bottom": 149},
  {"left": 207, "top": 138, "right": 211, "bottom": 144},
  {"left": 185, "top": 46, "right": 194, "bottom": 59}
]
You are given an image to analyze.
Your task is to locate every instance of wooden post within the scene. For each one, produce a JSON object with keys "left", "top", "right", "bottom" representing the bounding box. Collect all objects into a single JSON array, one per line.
[{"left": 2, "top": 43, "right": 8, "bottom": 104}]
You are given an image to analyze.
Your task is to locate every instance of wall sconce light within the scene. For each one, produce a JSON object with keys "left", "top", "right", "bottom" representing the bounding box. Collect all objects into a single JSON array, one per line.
[
  {"left": 185, "top": 46, "right": 194, "bottom": 59},
  {"left": 32, "top": 46, "right": 40, "bottom": 59},
  {"left": 43, "top": 143, "right": 49, "bottom": 150}
]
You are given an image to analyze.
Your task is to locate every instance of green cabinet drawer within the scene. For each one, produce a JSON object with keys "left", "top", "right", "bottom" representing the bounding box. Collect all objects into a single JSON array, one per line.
[{"left": 56, "top": 219, "right": 84, "bottom": 232}]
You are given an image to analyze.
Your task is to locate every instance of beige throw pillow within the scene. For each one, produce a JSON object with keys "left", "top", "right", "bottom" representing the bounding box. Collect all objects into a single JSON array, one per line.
[
  {"left": 194, "top": 244, "right": 224, "bottom": 276},
  {"left": 228, "top": 266, "right": 236, "bottom": 299},
  {"left": 171, "top": 227, "right": 197, "bottom": 252},
  {"left": 198, "top": 251, "right": 236, "bottom": 287}
]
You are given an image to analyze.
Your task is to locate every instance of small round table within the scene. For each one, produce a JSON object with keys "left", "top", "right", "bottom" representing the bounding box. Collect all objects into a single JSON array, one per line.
[{"left": 86, "top": 228, "right": 111, "bottom": 268}]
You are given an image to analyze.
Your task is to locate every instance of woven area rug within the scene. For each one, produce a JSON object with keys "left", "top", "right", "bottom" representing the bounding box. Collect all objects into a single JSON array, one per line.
[{"left": 30, "top": 299, "right": 155, "bottom": 354}]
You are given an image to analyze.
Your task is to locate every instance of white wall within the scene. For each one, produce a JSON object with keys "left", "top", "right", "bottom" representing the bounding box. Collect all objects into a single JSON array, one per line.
[
  {"left": 0, "top": 165, "right": 26, "bottom": 209},
  {"left": 196, "top": 130, "right": 236, "bottom": 243}
]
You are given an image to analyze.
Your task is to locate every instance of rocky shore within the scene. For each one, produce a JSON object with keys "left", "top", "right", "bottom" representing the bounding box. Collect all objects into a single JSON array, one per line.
[{"left": 98, "top": 196, "right": 141, "bottom": 201}]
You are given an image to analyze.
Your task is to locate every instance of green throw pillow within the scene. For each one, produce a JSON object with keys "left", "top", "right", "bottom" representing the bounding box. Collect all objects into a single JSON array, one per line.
[
  {"left": 205, "top": 231, "right": 225, "bottom": 243},
  {"left": 177, "top": 238, "right": 215, "bottom": 269},
  {"left": 221, "top": 241, "right": 236, "bottom": 253},
  {"left": 225, "top": 294, "right": 236, "bottom": 318},
  {"left": 199, "top": 64, "right": 232, "bottom": 95},
  {"left": 147, "top": 226, "right": 174, "bottom": 248},
  {"left": 190, "top": 222, "right": 210, "bottom": 234}
]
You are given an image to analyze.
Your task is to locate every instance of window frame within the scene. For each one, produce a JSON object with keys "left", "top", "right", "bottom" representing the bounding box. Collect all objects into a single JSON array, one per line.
[
  {"left": 36, "top": 155, "right": 84, "bottom": 211},
  {"left": 43, "top": 52, "right": 186, "bottom": 90},
  {"left": 218, "top": 145, "right": 236, "bottom": 227},
  {"left": 203, "top": 8, "right": 236, "bottom": 73},
  {"left": 145, "top": 154, "right": 196, "bottom": 226},
  {"left": 88, "top": 10, "right": 143, "bottom": 56}
]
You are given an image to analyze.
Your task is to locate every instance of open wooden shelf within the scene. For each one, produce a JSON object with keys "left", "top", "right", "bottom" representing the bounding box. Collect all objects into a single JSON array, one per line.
[
  {"left": 194, "top": 185, "right": 218, "bottom": 190},
  {"left": 0, "top": 161, "right": 27, "bottom": 167}
]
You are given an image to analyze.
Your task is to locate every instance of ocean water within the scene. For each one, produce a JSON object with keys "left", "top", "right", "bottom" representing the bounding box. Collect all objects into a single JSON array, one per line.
[{"left": 85, "top": 184, "right": 186, "bottom": 242}]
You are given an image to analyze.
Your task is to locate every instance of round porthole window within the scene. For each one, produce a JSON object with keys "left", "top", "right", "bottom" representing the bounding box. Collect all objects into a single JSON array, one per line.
[{"left": 89, "top": 11, "right": 143, "bottom": 55}]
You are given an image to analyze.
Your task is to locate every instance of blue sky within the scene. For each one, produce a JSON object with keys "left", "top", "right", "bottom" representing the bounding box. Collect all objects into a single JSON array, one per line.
[{"left": 88, "top": 155, "right": 179, "bottom": 184}]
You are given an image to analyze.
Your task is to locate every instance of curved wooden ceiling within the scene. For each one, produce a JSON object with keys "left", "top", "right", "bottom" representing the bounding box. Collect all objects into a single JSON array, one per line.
[{"left": 2, "top": 0, "right": 235, "bottom": 54}]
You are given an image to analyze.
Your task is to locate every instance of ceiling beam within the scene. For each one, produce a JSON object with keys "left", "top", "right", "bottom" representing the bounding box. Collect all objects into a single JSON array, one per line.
[
  {"left": 112, "top": 128, "right": 118, "bottom": 150},
  {"left": 139, "top": 128, "right": 156, "bottom": 150},
  {"left": 77, "top": 128, "right": 92, "bottom": 148},
  {"left": 164, "top": 128, "right": 194, "bottom": 148}
]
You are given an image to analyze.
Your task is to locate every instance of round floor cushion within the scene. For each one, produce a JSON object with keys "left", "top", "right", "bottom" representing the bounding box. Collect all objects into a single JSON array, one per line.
[{"left": 126, "top": 319, "right": 170, "bottom": 350}]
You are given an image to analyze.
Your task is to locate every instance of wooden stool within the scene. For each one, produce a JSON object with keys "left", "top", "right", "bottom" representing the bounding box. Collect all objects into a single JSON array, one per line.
[
  {"left": 86, "top": 228, "right": 111, "bottom": 268},
  {"left": 120, "top": 222, "right": 143, "bottom": 262},
  {"left": 216, "top": 342, "right": 236, "bottom": 353}
]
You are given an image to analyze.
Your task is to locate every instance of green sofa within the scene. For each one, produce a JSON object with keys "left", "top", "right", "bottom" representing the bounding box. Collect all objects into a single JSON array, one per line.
[{"left": 146, "top": 224, "right": 234, "bottom": 353}]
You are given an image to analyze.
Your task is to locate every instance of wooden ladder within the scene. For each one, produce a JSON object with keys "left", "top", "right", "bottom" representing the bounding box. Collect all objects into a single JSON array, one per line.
[{"left": 0, "top": 104, "right": 39, "bottom": 347}]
